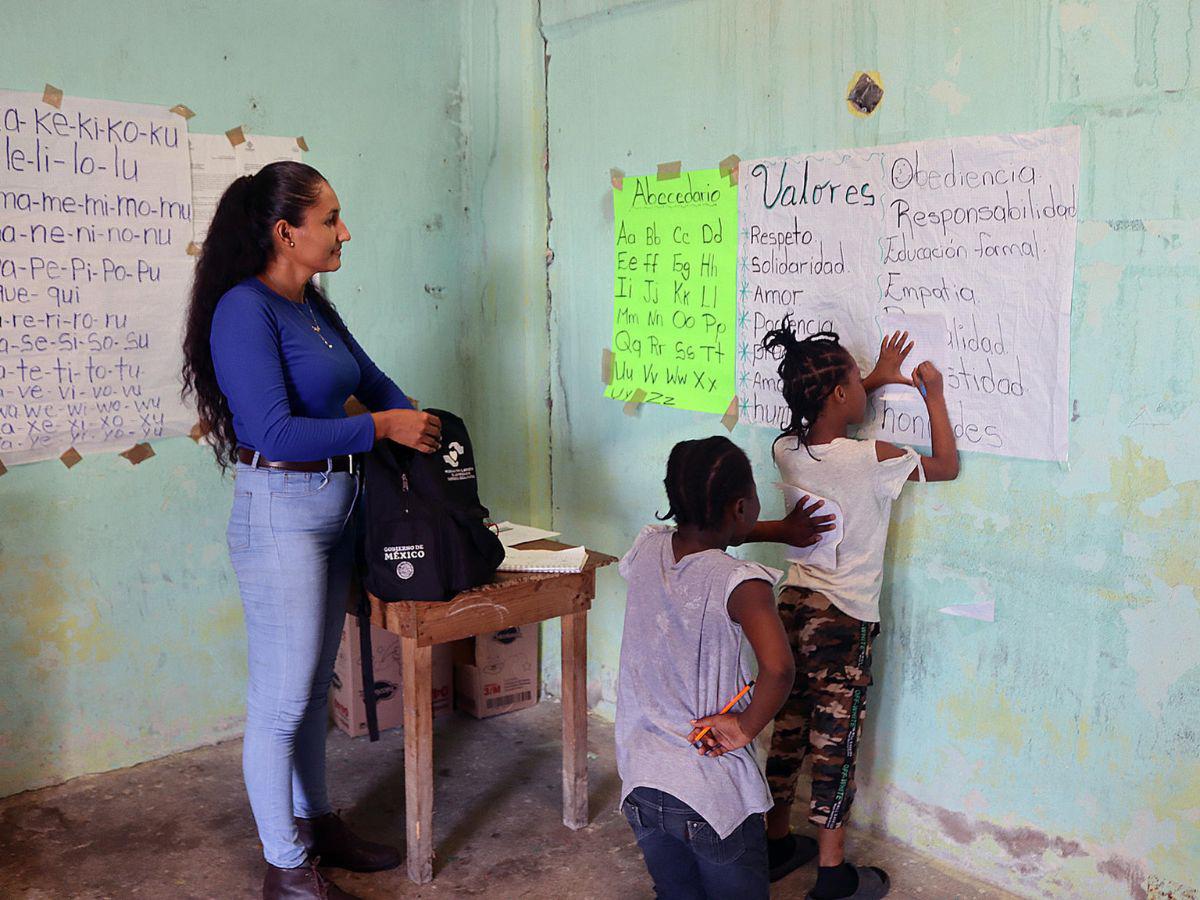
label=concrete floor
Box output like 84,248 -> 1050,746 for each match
0,702 -> 1017,899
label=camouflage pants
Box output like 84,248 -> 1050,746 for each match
766,587 -> 878,829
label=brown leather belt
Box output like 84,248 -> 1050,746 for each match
237,448 -> 355,473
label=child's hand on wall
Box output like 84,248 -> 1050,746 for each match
864,330 -> 915,391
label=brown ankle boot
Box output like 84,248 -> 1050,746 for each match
262,859 -> 361,899
295,812 -> 402,872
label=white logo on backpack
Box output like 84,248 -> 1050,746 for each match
443,441 -> 465,468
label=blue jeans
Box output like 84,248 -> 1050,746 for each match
622,787 -> 769,899
226,461 -> 359,868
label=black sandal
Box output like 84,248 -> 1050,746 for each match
805,864 -> 891,900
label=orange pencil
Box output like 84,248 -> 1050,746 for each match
691,681 -> 755,746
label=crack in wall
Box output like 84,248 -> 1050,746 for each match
538,0 -> 556,527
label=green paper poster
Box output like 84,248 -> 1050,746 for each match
606,168 -> 736,414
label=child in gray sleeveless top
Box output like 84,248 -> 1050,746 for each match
617,436 -> 835,898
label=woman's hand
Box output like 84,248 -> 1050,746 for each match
372,409 -> 441,453
863,330 -> 915,393
688,712 -> 754,757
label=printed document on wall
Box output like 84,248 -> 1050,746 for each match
188,133 -> 304,246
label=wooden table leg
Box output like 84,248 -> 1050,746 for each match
402,636 -> 434,883
561,610 -> 588,829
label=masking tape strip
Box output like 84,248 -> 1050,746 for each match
226,125 -> 246,147
296,136 -> 309,152
60,447 -> 82,468
601,348 -> 613,385
0,459 -> 8,477
120,442 -> 155,465
623,388 -> 646,416
719,153 -> 741,185
721,396 -> 739,432
656,160 -> 681,180
186,242 -> 201,257
42,83 -> 64,109
170,104 -> 196,119
610,167 -> 624,190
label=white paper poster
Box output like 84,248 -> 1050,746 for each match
0,91 -> 195,465
188,132 -> 304,246
736,127 -> 1080,461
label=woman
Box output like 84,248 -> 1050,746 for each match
182,161 -> 439,900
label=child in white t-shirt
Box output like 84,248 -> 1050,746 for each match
761,320 -> 959,900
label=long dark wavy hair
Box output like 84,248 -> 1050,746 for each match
761,315 -> 856,458
181,161 -> 352,470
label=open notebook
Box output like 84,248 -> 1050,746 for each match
498,545 -> 587,574
494,521 -> 561,548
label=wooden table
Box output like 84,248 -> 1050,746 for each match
366,541 -> 617,884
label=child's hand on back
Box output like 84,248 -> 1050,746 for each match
779,495 -> 836,547
688,712 -> 754,757
913,361 -> 944,402
870,330 -> 915,386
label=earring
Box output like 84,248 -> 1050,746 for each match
288,240 -> 295,248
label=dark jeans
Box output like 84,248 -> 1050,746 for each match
622,787 -> 769,899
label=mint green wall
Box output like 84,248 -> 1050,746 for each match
459,0 -> 553,529
4,3 -> 1197,897
0,1 -> 474,795
537,1 -> 1198,897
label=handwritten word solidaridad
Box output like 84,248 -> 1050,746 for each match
608,169 -> 736,415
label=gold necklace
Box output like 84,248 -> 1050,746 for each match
299,300 -> 334,350
260,275 -> 335,350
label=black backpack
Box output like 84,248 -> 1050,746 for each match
353,409 -> 505,741
359,408 -> 505,602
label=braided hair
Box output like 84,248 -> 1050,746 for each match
761,315 -> 856,457
657,436 -> 754,531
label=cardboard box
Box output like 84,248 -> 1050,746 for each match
453,626 -> 539,719
331,614 -> 453,738
331,614 -> 402,738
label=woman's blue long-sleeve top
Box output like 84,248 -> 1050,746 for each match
210,278 -> 412,460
